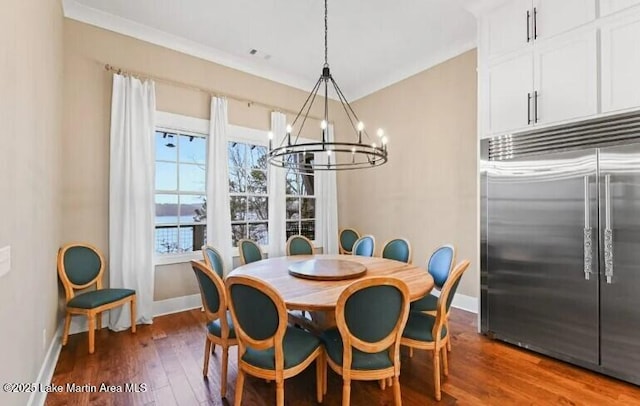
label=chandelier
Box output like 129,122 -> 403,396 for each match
267,0 -> 388,170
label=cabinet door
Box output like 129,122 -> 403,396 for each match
534,29 -> 597,125
488,52 -> 534,135
600,0 -> 640,16
601,9 -> 640,113
534,0 -> 596,40
486,0 -> 532,59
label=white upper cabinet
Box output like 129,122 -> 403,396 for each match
600,0 -> 640,16
534,0 -> 596,40
600,8 -> 640,113
534,29 -> 598,124
488,52 -> 534,134
486,0 -> 532,59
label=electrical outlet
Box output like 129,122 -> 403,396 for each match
0,246 -> 10,277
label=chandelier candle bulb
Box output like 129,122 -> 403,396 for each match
377,128 -> 384,138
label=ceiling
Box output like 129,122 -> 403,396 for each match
63,0 -> 477,101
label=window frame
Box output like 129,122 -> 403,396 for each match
285,153 -> 318,244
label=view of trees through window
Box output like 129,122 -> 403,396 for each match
286,153 -> 316,241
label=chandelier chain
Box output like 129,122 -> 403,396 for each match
324,0 -> 328,66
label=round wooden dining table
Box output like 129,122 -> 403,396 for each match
228,254 -> 434,319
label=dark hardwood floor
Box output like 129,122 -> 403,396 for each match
47,309 -> 640,405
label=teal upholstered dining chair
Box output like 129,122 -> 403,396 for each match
57,243 -> 136,354
401,260 -> 470,401
352,235 -> 375,257
286,235 -> 314,256
410,244 -> 456,352
191,260 -> 237,398
238,239 -> 263,265
381,238 -> 413,263
202,245 -> 224,278
339,228 -> 361,254
321,277 -> 410,405
226,275 -> 324,406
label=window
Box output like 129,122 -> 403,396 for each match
228,141 -> 269,246
154,129 -> 207,254
286,153 -> 316,240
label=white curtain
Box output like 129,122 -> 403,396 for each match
206,97 -> 233,273
109,74 -> 156,331
268,112 -> 287,258
316,124 -> 339,254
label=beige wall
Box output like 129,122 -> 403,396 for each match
63,20 -> 336,301
336,50 -> 479,298
0,1 -> 63,405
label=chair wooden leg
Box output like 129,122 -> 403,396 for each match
88,314 -> 96,354
130,296 -> 137,333
442,345 -> 449,377
393,375 -> 402,405
96,313 -> 102,331
379,379 -> 386,390
433,350 -> 441,401
203,337 -> 211,377
409,347 -> 414,358
323,358 -> 327,395
221,345 -> 229,398
388,377 -> 393,387
234,369 -> 245,406
276,380 -> 284,406
62,313 -> 71,346
316,356 -> 323,403
446,320 -> 451,352
342,379 -> 351,406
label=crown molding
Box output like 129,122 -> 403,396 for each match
63,0 -> 476,102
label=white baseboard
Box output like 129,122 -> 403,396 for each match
153,294 -> 202,317
27,325 -> 63,406
431,290 -> 478,314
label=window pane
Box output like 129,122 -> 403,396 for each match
156,162 -> 177,191
286,221 -> 300,239
249,222 -> 269,245
286,171 -> 299,195
156,131 -> 177,161
155,226 -> 179,254
286,197 -> 299,220
228,142 -> 246,168
229,166 -> 246,193
231,224 -> 247,247
300,173 -> 314,195
179,163 -> 205,192
179,134 -> 206,164
155,194 -> 179,225
230,196 -> 247,221
301,220 -> 315,240
248,197 -> 268,221
180,195 -> 206,224
249,145 -> 267,169
178,226 -> 195,253
247,169 -> 267,194
301,198 -> 315,219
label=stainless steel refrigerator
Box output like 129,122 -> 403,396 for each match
481,112 -> 640,385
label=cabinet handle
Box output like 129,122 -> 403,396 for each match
534,91 -> 539,123
527,92 -> 532,124
526,10 -> 531,42
533,7 -> 538,40
583,175 -> 593,280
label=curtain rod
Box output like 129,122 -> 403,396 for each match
103,63 -> 323,121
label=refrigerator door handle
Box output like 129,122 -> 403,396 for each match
604,174 -> 614,284
584,175 -> 593,280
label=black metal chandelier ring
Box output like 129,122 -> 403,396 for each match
268,141 -> 387,170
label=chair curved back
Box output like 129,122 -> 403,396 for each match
191,260 -> 227,321
238,239 -> 263,265
352,235 -> 375,257
428,244 -> 456,289
57,243 -> 105,302
336,277 -> 410,370
433,260 -> 470,337
202,245 -> 224,278
339,228 -> 360,254
286,235 -> 314,256
381,238 -> 412,263
226,275 -> 289,369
